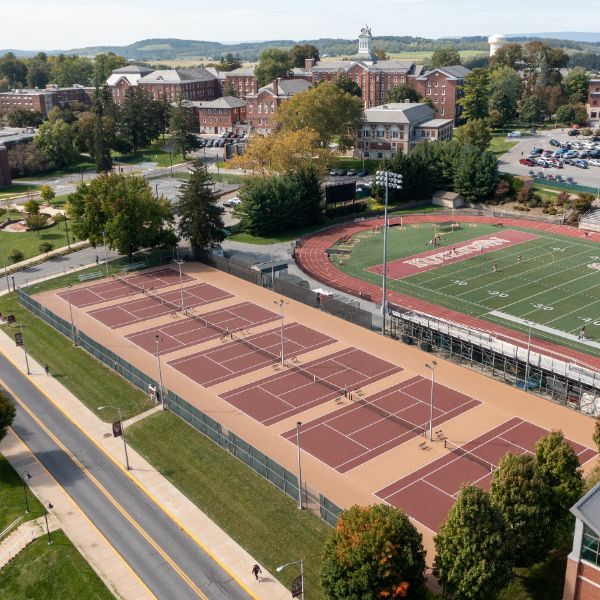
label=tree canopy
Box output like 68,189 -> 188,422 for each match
254,48 -> 293,87
385,84 -> 422,104
0,390 -> 16,444
429,46 -> 461,68
290,44 -> 320,68
335,76 -> 363,98
320,504 -> 427,600
34,118 -> 78,168
453,118 -> 491,151
459,68 -> 490,121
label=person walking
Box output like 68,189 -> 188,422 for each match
492,260 -> 497,273
95,255 -> 99,265
44,364 -> 49,376
252,564 -> 262,582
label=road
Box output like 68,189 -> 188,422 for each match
0,353 -> 252,600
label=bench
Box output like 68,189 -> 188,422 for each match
78,271 -> 104,282
121,261 -> 146,273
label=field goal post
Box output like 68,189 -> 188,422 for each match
434,220 -> 461,234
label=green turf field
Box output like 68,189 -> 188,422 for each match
334,222 -> 600,360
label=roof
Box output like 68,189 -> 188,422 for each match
106,73 -> 144,87
226,66 -> 255,77
112,65 -> 153,75
312,61 -> 354,73
363,102 -> 436,125
254,78 -> 311,98
139,68 -> 217,84
418,65 -> 471,80
204,67 -> 226,80
189,96 -> 247,109
572,481 -> 600,535
417,118 -> 454,128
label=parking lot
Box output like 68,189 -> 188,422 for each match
499,129 -> 600,189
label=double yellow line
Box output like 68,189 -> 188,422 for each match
0,353 -> 257,600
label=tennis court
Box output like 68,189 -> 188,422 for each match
376,417 -> 596,532
58,267 -> 194,308
221,347 -> 402,426
281,376 -> 480,473
88,283 -> 232,328
125,302 -> 279,354
168,323 -> 336,387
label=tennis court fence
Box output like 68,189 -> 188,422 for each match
16,287 -> 343,527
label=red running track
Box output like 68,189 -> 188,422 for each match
295,215 -> 600,370
376,416 -> 596,532
281,375 -> 480,473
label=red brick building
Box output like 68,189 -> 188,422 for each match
588,78 -> 600,128
224,67 -> 257,99
564,483 -> 600,600
246,78 -> 311,133
106,65 -> 153,105
193,96 -> 248,134
0,84 -> 92,117
414,65 -> 470,122
137,68 -> 221,102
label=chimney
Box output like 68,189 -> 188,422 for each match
304,58 -> 315,71
272,78 -> 279,96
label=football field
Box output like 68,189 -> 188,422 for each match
334,222 -> 600,359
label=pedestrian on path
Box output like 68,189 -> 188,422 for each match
44,364 -> 49,376
579,326 -> 586,341
252,564 -> 262,582
492,260 -> 497,273
95,255 -> 99,265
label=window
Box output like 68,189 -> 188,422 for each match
270,102 -> 275,112
391,129 -> 398,139
376,130 -> 384,138
363,129 -> 371,138
582,525 -> 600,567
401,76 -> 405,83
258,104 -> 261,113
377,152 -> 383,159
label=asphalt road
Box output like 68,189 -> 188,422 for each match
0,353 -> 252,600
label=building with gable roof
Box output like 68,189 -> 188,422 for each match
106,65 -> 153,105
191,96 -> 248,134
137,68 -> 221,103
224,67 -> 257,99
414,65 -> 470,123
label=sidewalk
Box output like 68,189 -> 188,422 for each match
2,240 -> 88,276
0,331 -> 290,600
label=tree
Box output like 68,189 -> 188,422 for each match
23,199 -> 41,215
26,213 -> 47,235
564,68 -> 590,104
430,46 -> 461,68
535,431 -> 584,542
488,66 -> 522,126
39,241 -> 53,254
8,249 -> 24,264
218,53 -> 242,72
320,504 -> 426,600
177,161 -> 225,254
222,80 -> 235,97
459,68 -> 490,121
335,76 -> 362,98
92,52 -> 126,86
289,44 -> 320,68
49,54 -> 93,86
39,185 -> 55,204
254,48 -> 293,87
555,104 -> 577,126
490,453 -> 553,567
453,145 -> 498,202
120,87 -> 162,151
7,109 -> 44,128
68,173 -> 176,259
26,52 -> 50,88
373,46 -> 388,61
385,84 -> 422,104
454,119 -> 491,151
433,486 -> 514,600
7,143 -> 50,177
491,43 -> 523,70
277,82 -> 364,150
91,86 -> 115,172
0,390 -> 16,444
518,95 -> 542,127
34,119 -> 78,167
0,52 -> 27,86
593,418 -> 600,455
169,99 -> 200,159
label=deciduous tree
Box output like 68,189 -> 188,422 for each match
454,118 -> 491,151
0,390 -> 16,443
169,99 -> 200,159
289,44 -> 319,68
92,53 -> 127,86
49,54 -> 93,86
429,46 -> 461,68
25,213 -> 47,235
385,84 -> 422,104
39,185 -> 55,204
7,109 -> 44,128
34,118 -> 78,167
518,95 -> 542,127
459,68 -> 490,121
335,76 -> 362,98
564,68 -> 591,104
254,48 -> 292,87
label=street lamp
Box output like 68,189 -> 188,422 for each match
21,471 -> 31,513
67,284 -> 77,346
98,405 -> 130,470
155,335 -> 165,407
374,170 -> 403,337
102,230 -> 108,276
174,259 -> 185,311
273,299 -> 288,366
524,320 -> 533,389
425,361 -> 437,442
276,559 -> 304,600
296,422 -> 303,510
19,322 -> 30,375
43,501 -> 53,545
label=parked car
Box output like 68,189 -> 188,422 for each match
206,139 -> 214,147
519,158 -> 535,166
507,131 -> 521,138
530,146 -> 543,155
574,160 -> 588,169
589,159 -> 600,167
549,139 -> 560,147
357,170 -> 368,177
346,169 -> 357,176
566,177 -> 575,184
329,169 -> 339,176
568,129 -> 581,136
223,197 -> 242,207
555,175 -> 564,182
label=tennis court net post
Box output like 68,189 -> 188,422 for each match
444,439 -> 495,473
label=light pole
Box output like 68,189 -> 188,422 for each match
99,405 -> 130,470
43,501 -> 53,545
155,335 -> 165,407
21,471 -> 31,513
273,299 -> 288,366
374,170 -> 403,337
296,421 -> 303,510
67,284 -> 77,346
2,251 -> 11,298
64,216 -> 71,249
425,361 -> 437,442
19,322 -> 30,375
276,559 -> 304,600
524,320 -> 533,389
102,230 -> 108,276
174,259 -> 185,310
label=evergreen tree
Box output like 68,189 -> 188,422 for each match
518,95 -> 542,127
169,99 -> 200,159
459,68 -> 490,121
92,85 -> 114,173
454,118 -> 491,151
177,161 -> 225,254
453,145 -> 498,202
120,87 -> 162,150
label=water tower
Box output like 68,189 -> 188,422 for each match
488,34 -> 507,57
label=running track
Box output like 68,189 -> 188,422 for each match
295,215 -> 600,370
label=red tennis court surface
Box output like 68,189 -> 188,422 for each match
282,376 -> 480,473
168,323 -> 336,387
88,283 -> 232,328
221,348 -> 402,426
58,268 -> 194,308
366,230 -> 538,279
125,302 -> 279,354
376,417 -> 596,532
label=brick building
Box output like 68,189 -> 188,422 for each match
354,102 -> 453,160
588,78 -> 600,128
193,96 -> 248,134
224,67 -> 257,98
106,65 -> 153,105
414,65 -> 470,122
137,68 -> 221,102
564,482 -> 600,599
246,78 -> 311,134
0,84 -> 92,117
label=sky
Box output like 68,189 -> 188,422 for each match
3,0 -> 600,50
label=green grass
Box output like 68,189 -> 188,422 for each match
0,184 -> 41,200
113,139 -> 189,168
0,220 -> 73,264
0,529 -> 114,600
229,222 -> 332,244
332,156 -> 379,175
13,157 -> 96,182
213,173 -> 245,184
488,134 -> 519,157
335,222 -> 600,359
0,455 -> 44,532
0,293 -> 154,421
127,411 -> 330,599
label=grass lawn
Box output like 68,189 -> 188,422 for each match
332,156 -> 379,175
228,221 -> 334,245
113,139 -> 190,168
127,411 -> 331,599
0,221 -> 74,264
488,135 -> 519,157
0,184 -> 41,200
334,222 -> 600,359
13,157 -> 96,182
0,529 -> 114,600
0,293 -> 154,421
0,455 -> 44,532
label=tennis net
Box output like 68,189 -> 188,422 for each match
115,273 -> 147,296
115,273 -> 181,313
351,396 -> 426,437
444,439 -> 496,473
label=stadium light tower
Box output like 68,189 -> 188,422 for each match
375,170 -> 403,336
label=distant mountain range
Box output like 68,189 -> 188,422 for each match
2,32 -> 600,62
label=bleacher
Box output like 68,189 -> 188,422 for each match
580,207 -> 600,233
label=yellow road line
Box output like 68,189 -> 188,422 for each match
0,350 -> 257,599
8,427 -> 158,600
1,376 -> 209,600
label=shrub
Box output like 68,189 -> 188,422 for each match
516,185 -> 534,204
556,191 -> 570,206
325,202 -> 367,218
39,241 -> 53,254
8,249 -> 24,263
581,128 -> 592,137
